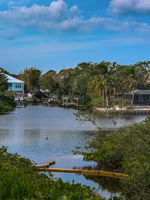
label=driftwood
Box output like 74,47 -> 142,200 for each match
36,168 -> 128,179
35,161 -> 56,168
35,161 -> 128,178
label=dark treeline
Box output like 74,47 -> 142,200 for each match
0,70 -> 15,113
7,60 -> 150,109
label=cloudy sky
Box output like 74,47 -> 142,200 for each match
0,0 -> 150,73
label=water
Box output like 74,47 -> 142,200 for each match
0,105 -> 147,198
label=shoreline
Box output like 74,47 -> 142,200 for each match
95,106 -> 150,115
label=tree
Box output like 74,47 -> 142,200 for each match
87,62 -> 119,108
55,68 -> 76,96
79,117 -> 150,200
19,67 -> 41,93
0,67 -> 9,74
40,70 -> 59,94
0,74 -> 8,92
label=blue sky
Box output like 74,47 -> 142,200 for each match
0,0 -> 150,73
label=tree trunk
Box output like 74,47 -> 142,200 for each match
105,86 -> 109,108
131,93 -> 135,105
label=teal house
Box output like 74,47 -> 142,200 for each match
5,74 -> 24,97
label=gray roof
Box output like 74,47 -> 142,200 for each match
130,90 -> 150,95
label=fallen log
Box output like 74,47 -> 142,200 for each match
36,168 -> 128,179
35,161 -> 56,168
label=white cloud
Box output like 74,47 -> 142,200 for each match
109,0 -> 150,15
0,0 -> 82,32
0,0 -> 132,33
0,0 -> 149,39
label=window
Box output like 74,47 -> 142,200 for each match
16,83 -> 22,88
8,83 -> 12,89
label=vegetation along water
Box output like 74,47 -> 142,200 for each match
0,73 -> 15,113
0,61 -> 150,199
0,105 -> 148,200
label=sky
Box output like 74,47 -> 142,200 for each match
0,0 -> 150,73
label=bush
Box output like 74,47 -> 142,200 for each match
79,117 -> 150,200
0,147 -> 104,200
0,91 -> 15,113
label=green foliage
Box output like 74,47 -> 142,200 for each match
19,67 -> 41,93
79,117 -> 150,200
0,73 -> 8,92
0,101 -> 14,113
14,61 -> 150,108
0,73 -> 15,113
0,147 -> 104,200
0,93 -> 15,113
108,197 -> 124,200
34,91 -> 46,99
40,70 -> 59,95
110,98 -> 128,108
43,61 -> 150,109
0,67 -> 9,74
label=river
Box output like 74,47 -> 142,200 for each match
0,105 -> 147,198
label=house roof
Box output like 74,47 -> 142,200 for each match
39,89 -> 49,93
5,74 -> 24,84
130,90 -> 150,95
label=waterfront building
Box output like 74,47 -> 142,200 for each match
125,90 -> 150,105
5,74 -> 24,97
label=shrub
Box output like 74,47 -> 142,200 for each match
79,117 -> 150,200
0,91 -> 15,113
0,147 -> 104,200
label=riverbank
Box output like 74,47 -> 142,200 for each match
0,146 -> 104,200
0,102 -> 15,114
96,106 -> 150,115
0,98 -> 15,114
0,105 -> 147,199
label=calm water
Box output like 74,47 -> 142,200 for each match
0,105 -> 147,198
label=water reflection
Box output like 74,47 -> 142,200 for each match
85,175 -> 122,195
0,105 -> 147,198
